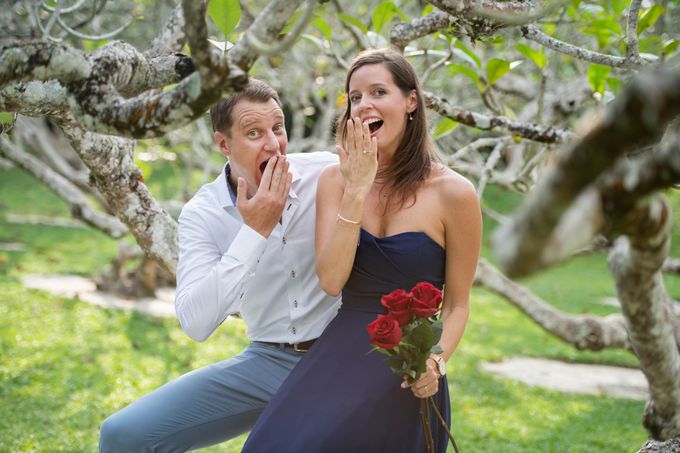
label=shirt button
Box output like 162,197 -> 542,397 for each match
282,237 -> 287,245
292,327 -> 296,334
294,300 -> 298,308
291,270 -> 296,278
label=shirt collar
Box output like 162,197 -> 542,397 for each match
224,164 -> 238,205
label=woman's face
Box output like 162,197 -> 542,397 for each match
347,63 -> 416,158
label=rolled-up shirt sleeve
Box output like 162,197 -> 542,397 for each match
175,206 -> 267,342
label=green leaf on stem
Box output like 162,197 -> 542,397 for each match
373,1 -> 396,35
433,118 -> 458,140
515,43 -> 547,70
446,62 -> 479,84
587,64 -> 610,95
663,39 -> 679,55
314,16 -> 331,41
207,0 -> 241,37
0,112 -> 14,124
454,40 -> 482,68
637,5 -> 664,35
338,13 -> 368,33
486,58 -> 511,85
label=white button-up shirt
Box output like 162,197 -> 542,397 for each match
175,151 -> 341,343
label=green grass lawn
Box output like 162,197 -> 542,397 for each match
2,167 -> 677,452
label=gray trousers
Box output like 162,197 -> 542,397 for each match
99,342 -> 302,452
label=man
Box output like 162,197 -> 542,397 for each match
99,80 -> 340,451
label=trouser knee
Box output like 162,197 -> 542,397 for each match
99,412 -> 145,452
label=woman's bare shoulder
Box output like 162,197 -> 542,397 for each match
429,164 -> 477,203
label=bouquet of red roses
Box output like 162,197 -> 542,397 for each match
366,281 -> 459,453
366,281 -> 444,383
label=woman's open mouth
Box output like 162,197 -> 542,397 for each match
366,118 -> 383,135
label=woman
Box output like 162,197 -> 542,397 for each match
242,48 -> 481,452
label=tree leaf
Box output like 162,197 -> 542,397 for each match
515,43 -> 547,69
587,63 -> 610,95
314,16 -> 331,41
610,0 -> 627,15
606,77 -> 623,95
454,40 -> 482,68
663,39 -> 679,55
432,117 -> 458,140
301,34 -> 325,49
422,4 -> 433,16
486,58 -> 511,85
372,1 -> 396,35
207,0 -> 241,37
446,62 -> 479,84
0,112 -> 13,125
637,4 -> 664,35
393,4 -> 408,23
338,13 -> 368,34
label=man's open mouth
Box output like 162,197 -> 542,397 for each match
259,161 -> 268,175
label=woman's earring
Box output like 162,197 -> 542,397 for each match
408,113 -> 413,121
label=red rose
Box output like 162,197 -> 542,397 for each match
380,289 -> 412,326
366,314 -> 403,349
411,282 -> 442,318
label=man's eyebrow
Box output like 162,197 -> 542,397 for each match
238,112 -> 284,129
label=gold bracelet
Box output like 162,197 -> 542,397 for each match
336,213 -> 361,226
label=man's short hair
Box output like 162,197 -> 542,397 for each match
209,79 -> 282,134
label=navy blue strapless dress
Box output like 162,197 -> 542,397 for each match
242,229 -> 450,453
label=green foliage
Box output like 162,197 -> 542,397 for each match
486,58 -> 511,85
637,5 -> 664,35
0,112 -> 14,124
207,0 -> 241,37
663,39 -> 679,55
587,64 -> 611,95
454,40 -> 482,69
432,117 -> 458,140
515,44 -> 547,70
314,16 -> 332,41
338,13 -> 368,34
372,1 -> 397,35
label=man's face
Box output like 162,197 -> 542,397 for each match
214,98 -> 288,198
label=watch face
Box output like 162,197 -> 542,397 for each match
437,360 -> 446,376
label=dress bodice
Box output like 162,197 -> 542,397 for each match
341,228 -> 446,313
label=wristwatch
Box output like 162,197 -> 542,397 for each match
430,354 -> 446,377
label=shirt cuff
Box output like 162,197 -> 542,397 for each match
224,224 -> 267,271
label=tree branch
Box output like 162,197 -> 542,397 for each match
0,135 -> 127,237
0,40 -> 90,88
626,0 -> 643,64
494,67 -> 680,277
608,197 -> 680,440
475,258 -> 632,350
54,115 -> 178,275
522,24 -> 644,69
144,4 -> 187,59
425,91 -> 573,143
426,0 -> 535,39
229,0 -> 306,69
391,12 -> 461,50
